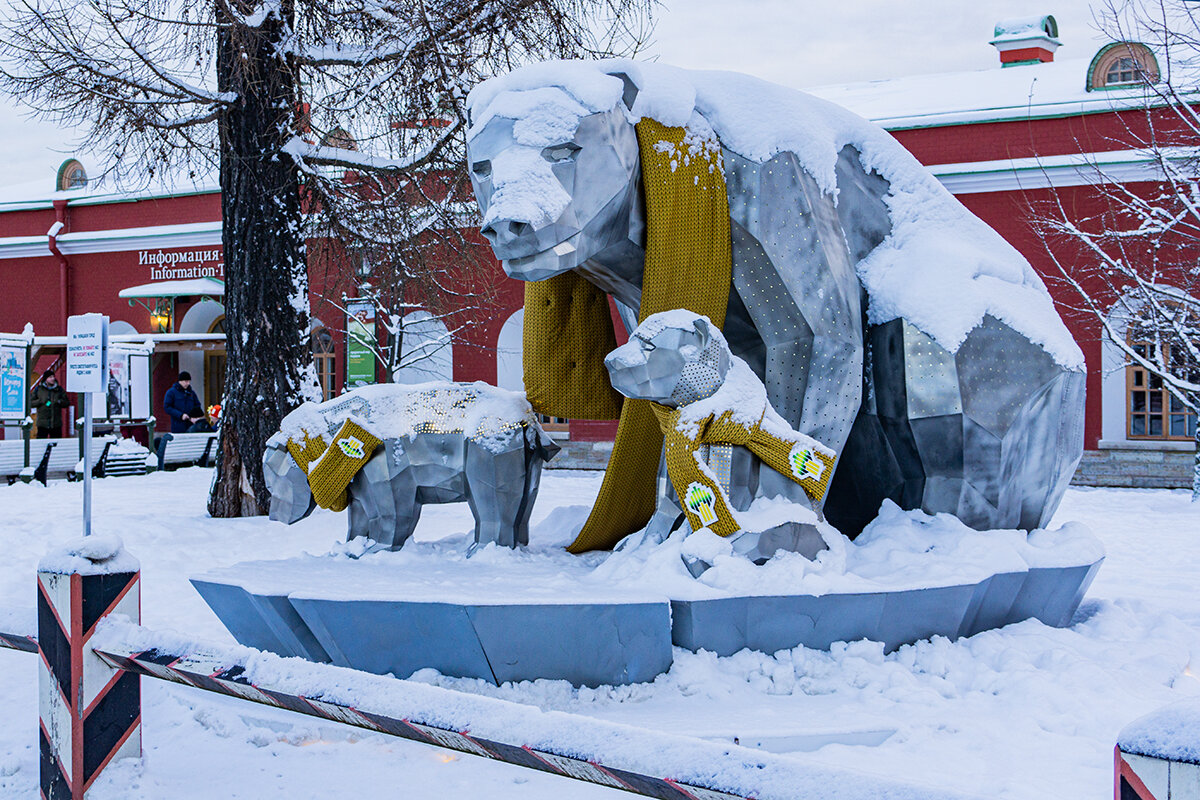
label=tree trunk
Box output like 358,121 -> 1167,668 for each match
1193,408 -> 1199,502
208,0 -> 312,517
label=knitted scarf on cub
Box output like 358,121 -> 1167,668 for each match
521,118 -> 733,553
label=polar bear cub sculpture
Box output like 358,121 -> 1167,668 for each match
605,310 -> 836,569
263,383 -> 559,552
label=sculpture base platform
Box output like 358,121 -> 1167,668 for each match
193,552 -> 1101,687
192,558 -> 672,687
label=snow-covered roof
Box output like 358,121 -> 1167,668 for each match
118,277 -> 225,299
990,15 -> 1060,44
805,52 -> 1178,130
0,173 -> 217,211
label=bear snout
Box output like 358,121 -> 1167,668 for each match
604,343 -> 646,373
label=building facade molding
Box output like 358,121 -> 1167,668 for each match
0,221 -> 222,260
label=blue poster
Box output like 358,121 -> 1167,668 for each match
0,344 -> 26,420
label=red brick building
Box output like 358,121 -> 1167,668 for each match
0,16 -> 1193,483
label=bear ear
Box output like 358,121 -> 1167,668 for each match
691,315 -> 712,348
607,71 -> 639,112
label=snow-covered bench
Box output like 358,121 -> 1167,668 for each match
153,432 -> 218,471
97,439 -> 154,478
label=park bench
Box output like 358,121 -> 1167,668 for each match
153,431 -> 219,471
0,439 -> 28,485
0,437 -> 110,484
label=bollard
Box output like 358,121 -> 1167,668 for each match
1116,698 -> 1200,800
37,535 -> 141,799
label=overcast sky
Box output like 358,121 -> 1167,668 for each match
0,0 -> 1109,190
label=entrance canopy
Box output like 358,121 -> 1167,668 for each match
118,277 -> 224,299
30,332 -> 225,356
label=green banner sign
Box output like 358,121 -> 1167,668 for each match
345,301 -> 376,388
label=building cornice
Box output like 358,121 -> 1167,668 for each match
928,148 -> 1176,194
0,151 -> 1184,258
0,220 -> 222,260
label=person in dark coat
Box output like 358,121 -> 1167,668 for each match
30,370 -> 68,438
164,371 -> 205,433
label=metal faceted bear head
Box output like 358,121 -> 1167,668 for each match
466,73 -> 642,282
604,310 -> 730,407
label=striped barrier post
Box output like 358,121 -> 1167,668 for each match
1115,700 -> 1200,800
37,538 -> 141,799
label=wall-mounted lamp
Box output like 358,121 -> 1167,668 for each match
150,298 -> 173,333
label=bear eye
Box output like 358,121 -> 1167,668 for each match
633,334 -> 656,352
471,160 -> 492,179
542,143 -> 581,163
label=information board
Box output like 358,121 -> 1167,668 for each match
129,353 -> 151,419
345,300 -> 376,388
0,342 -> 27,420
92,347 -> 151,420
66,314 -> 109,394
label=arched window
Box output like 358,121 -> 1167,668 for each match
1126,311 -> 1198,440
1088,42 -> 1160,90
205,316 -> 226,409
312,328 -> 337,401
56,159 -> 87,191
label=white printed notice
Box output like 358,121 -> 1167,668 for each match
66,314 -> 109,394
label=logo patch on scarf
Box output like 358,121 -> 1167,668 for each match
789,445 -> 825,483
337,436 -> 366,460
685,482 -> 718,526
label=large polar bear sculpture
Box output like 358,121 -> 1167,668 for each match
466,61 -> 1086,550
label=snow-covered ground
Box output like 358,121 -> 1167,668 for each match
0,468 -> 1196,798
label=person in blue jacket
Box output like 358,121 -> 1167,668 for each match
163,371 -> 205,433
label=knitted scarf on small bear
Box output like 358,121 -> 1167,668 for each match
650,404 -> 837,538
286,419 -> 381,512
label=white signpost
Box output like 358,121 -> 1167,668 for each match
66,313 -> 109,536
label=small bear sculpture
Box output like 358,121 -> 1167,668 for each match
263,383 -> 559,552
604,309 -> 838,571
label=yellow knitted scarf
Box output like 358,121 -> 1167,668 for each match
521,118 -> 733,553
286,419 -> 382,512
650,404 -> 836,537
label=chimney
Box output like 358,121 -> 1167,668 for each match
991,15 -> 1061,67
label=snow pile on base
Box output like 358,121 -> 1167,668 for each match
596,501 -> 1103,600
279,382 -> 537,453
1119,697 -> 1200,764
38,533 -> 140,576
206,502 -> 1103,604
467,61 -> 1084,369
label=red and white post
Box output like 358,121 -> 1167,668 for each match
38,539 -> 141,799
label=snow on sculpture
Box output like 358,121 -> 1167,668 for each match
465,60 -> 1087,550
605,310 -> 837,571
262,383 -> 559,550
